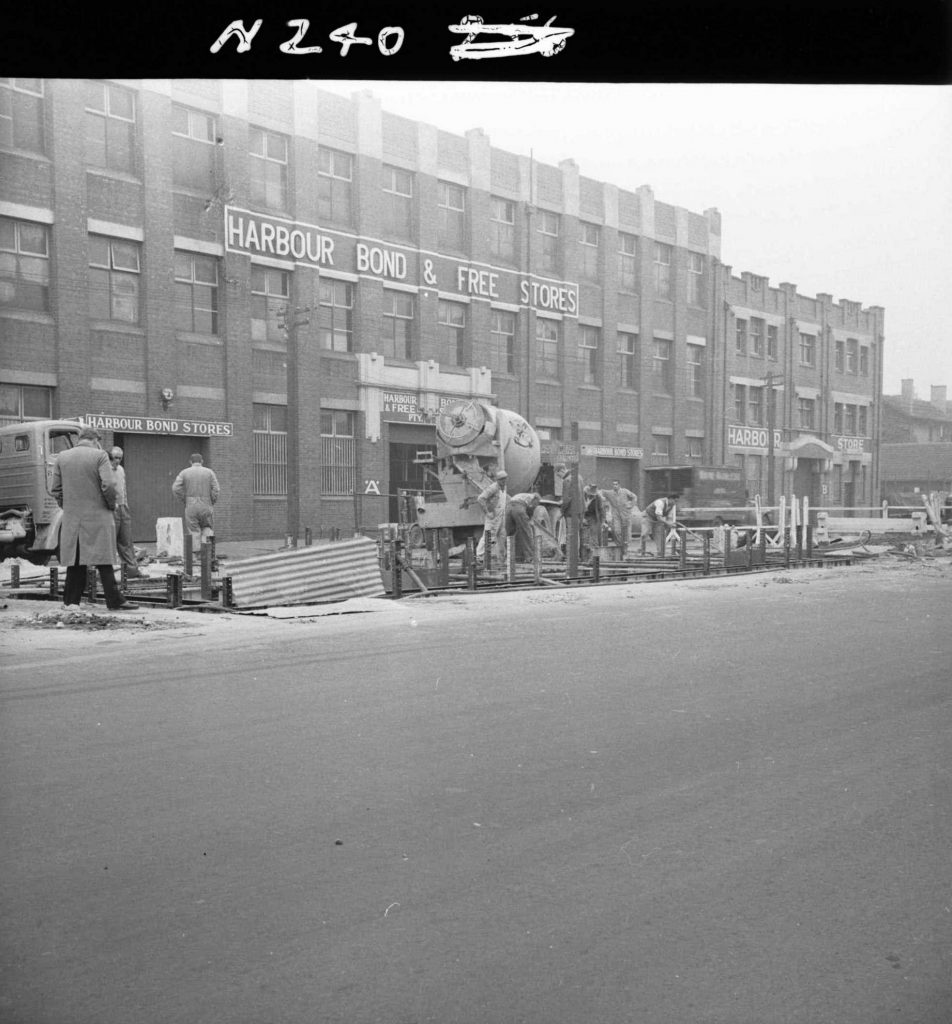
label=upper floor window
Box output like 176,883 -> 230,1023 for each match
250,265 -> 290,344
618,232 -> 638,293
686,436 -> 704,460
438,181 -> 466,251
318,278 -> 354,353
652,434 -> 672,460
174,251 -> 219,335
489,309 -> 516,374
799,332 -> 816,367
382,289 -> 413,360
652,337 -> 672,392
833,402 -> 844,434
382,165 -> 413,239
0,217 -> 50,312
320,409 -> 356,496
654,242 -> 672,299
579,222 -> 600,280
735,318 -> 747,355
0,383 -> 52,426
578,325 -> 600,385
750,317 -> 764,357
249,127 -> 288,210
0,79 -> 45,153
767,324 -> 778,361
687,343 -> 704,398
438,299 -> 466,366
844,404 -> 857,435
687,252 -> 704,305
172,104 -> 217,191
490,197 -> 515,262
835,339 -> 845,372
846,338 -> 858,374
537,210 -> 560,274
88,236 -> 140,324
858,405 -> 868,435
85,81 -> 136,174
618,332 -> 638,390
734,383 -> 746,422
747,385 -> 763,426
798,396 -> 816,430
859,345 -> 870,375
318,147 -> 353,225
535,316 -> 560,378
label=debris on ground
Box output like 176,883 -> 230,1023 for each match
9,608 -> 170,631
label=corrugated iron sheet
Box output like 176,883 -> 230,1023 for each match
224,537 -> 385,608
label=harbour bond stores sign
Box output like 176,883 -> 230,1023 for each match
82,415 -> 234,436
225,207 -> 579,316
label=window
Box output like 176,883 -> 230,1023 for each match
438,299 -> 466,366
844,404 -> 857,435
489,309 -> 515,374
734,383 -> 746,422
252,403 -> 287,495
652,338 -> 672,392
687,252 -> 704,305
84,80 -> 135,174
0,78 -> 44,153
834,403 -> 844,434
317,147 -> 353,224
320,409 -> 356,495
654,242 -> 672,299
88,236 -> 140,323
858,405 -> 868,435
251,266 -> 290,344
835,339 -> 845,372
382,165 -> 413,239
798,396 -> 816,429
750,318 -> 764,356
579,222 -> 599,280
686,436 -> 704,460
0,383 -> 52,426
536,317 -> 560,378
172,104 -> 217,190
735,318 -> 747,355
318,278 -> 354,352
767,324 -> 778,361
799,332 -> 816,367
747,386 -> 763,426
249,126 -> 288,210
846,338 -> 858,374
860,345 -> 870,375
745,453 -> 762,496
174,251 -> 219,334
438,181 -> 466,251
490,197 -> 515,261
687,343 -> 704,398
652,434 -> 671,460
0,217 -> 50,311
618,332 -> 638,389
618,233 -> 638,293
382,290 -> 413,359
578,325 -> 600,385
537,211 -> 560,274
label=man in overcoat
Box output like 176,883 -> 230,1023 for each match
51,426 -> 139,611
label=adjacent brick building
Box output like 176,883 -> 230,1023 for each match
879,381 -> 952,503
1,78 -> 885,540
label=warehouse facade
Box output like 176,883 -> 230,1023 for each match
0,78 -> 884,540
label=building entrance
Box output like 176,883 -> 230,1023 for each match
387,425 -> 437,523
116,434 -> 206,542
792,459 -> 822,508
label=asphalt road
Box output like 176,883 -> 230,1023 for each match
1,566 -> 950,1024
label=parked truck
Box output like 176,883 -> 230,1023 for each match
643,465 -> 749,526
0,418 -> 82,564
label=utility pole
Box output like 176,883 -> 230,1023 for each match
762,372 -> 784,507
278,304 -> 311,545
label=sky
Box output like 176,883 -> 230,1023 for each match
318,80 -> 951,399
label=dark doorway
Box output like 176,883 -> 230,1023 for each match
388,440 -> 437,523
117,435 -> 206,542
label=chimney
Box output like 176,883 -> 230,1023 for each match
931,385 -> 948,414
901,379 -> 915,411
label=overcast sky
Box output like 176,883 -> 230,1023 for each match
318,80 -> 951,399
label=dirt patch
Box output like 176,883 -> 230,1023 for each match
6,607 -> 185,631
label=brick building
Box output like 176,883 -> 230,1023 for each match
1,79 -> 885,540
879,381 -> 952,503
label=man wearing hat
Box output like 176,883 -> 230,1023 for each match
473,467 -> 508,565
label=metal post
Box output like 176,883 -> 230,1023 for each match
805,524 -> 814,560
795,524 -> 804,564
86,567 -> 97,603
783,528 -> 791,569
678,528 -> 688,570
49,566 -> 58,598
220,576 -> 233,608
390,540 -> 403,599
483,528 -> 492,574
702,532 -> 711,575
465,536 -> 477,591
507,533 -> 516,583
438,529 -> 450,588
183,532 -> 193,578
592,553 -> 600,583
10,564 -> 19,589
200,544 -> 213,601
304,527 -> 312,546
166,573 -> 182,609
533,532 -> 542,586
567,465 -> 580,579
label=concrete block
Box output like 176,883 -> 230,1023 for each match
156,517 -> 184,558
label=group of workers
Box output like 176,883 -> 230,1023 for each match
465,462 -> 680,566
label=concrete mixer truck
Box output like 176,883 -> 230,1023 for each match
380,399 -> 542,588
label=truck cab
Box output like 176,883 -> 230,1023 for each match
0,419 -> 82,563
643,465 -> 749,526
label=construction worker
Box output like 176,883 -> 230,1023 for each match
505,490 -> 541,562
645,494 -> 679,555
471,468 -> 508,565
603,480 -> 638,557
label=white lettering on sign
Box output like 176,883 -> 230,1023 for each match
364,480 -> 381,495
356,243 -> 407,280
83,415 -> 234,437
728,425 -> 783,449
457,265 -> 499,299
519,278 -> 579,314
835,435 -> 866,453
225,209 -> 335,267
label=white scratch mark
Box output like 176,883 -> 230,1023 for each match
384,902 -> 400,917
